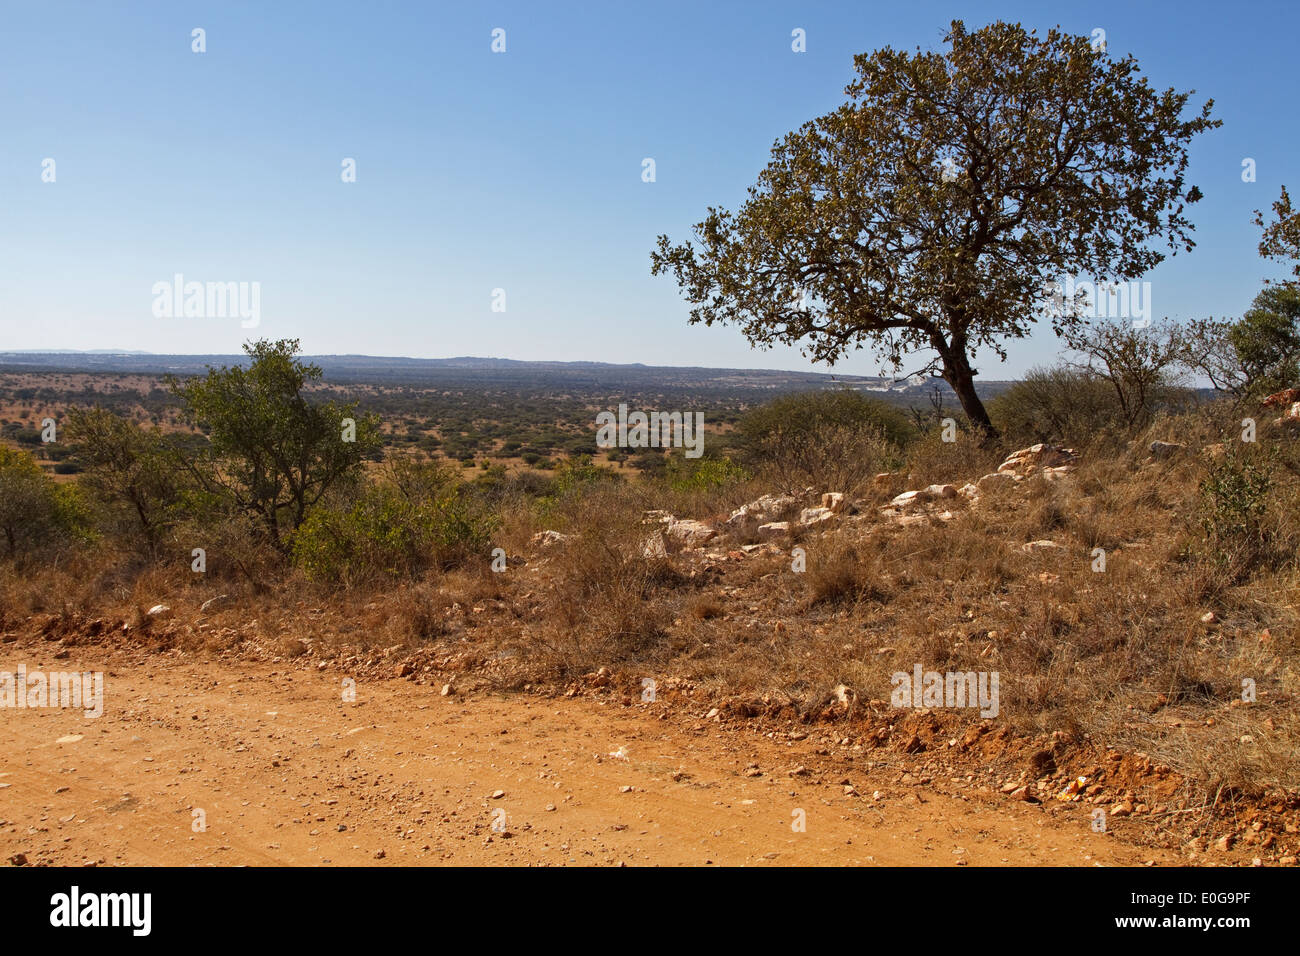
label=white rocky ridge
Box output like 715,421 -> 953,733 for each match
530,442 -> 1083,553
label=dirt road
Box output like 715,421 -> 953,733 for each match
1,644 -> 1176,866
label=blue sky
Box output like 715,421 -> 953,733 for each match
2,0 -> 1296,378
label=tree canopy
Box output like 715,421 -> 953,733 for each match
1256,186 -> 1300,285
651,19 -> 1218,437
168,339 -> 381,548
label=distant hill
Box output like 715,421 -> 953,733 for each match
0,351 -> 1014,404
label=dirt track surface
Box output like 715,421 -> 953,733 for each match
1,646 -> 1178,866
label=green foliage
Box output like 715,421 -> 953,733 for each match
168,339 -> 382,546
1198,449 -> 1274,574
1256,185 -> 1300,285
66,406 -> 187,549
551,455 -> 620,496
50,483 -> 97,548
663,454 -> 750,492
1189,286 -> 1300,399
0,447 -> 87,558
652,19 -> 1218,434
1233,287 -> 1300,397
292,461 -> 491,584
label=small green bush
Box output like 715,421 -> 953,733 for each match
1197,449 -> 1274,576
292,462 -> 491,584
663,454 -> 750,492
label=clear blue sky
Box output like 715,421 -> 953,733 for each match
2,0 -> 1296,378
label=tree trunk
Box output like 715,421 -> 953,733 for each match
938,347 -> 998,442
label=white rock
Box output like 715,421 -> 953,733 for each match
1021,540 -> 1061,553
531,530 -> 571,547
724,493 -> 797,526
889,489 -> 933,509
799,507 -> 836,527
977,472 -> 1015,492
998,443 -> 1077,476
664,518 -> 717,549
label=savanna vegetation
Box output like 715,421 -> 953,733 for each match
4,19 -> 1300,853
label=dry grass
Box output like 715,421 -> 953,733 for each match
4,411 -> 1298,806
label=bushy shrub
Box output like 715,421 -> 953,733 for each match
738,390 -> 910,493
292,461 -> 491,584
1197,448 -> 1275,576
65,406 -> 189,552
663,454 -> 749,492
550,455 -> 621,497
0,448 -> 91,559
989,366 -> 1127,447
903,427 -> 1005,486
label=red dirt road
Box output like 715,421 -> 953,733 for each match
1,645 -> 1177,866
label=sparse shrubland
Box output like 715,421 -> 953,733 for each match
3,324 -> 1300,856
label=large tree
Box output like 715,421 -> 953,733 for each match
651,20 -> 1217,437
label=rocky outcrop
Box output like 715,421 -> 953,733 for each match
878,484 -> 959,525
799,507 -> 836,527
976,472 -> 1016,493
1262,387 -> 1300,408
1263,387 -> 1300,425
997,443 -> 1078,478
821,492 -> 848,513
664,518 -> 717,549
531,530 -> 571,548
888,484 -> 956,511
723,493 -> 798,527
